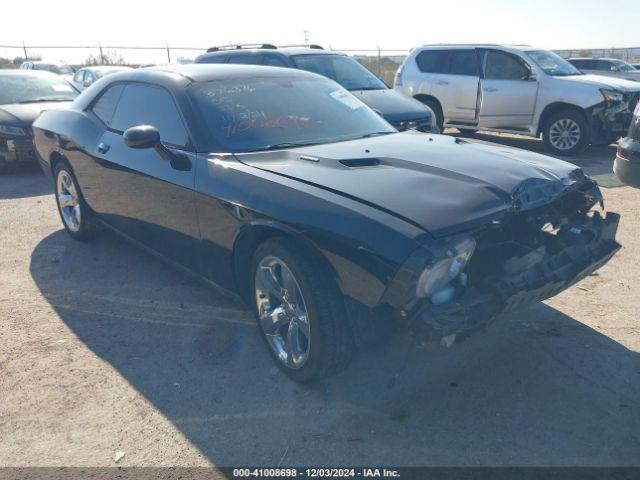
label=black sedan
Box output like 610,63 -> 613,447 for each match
33,65 -> 621,382
0,70 -> 78,173
615,103 -> 640,187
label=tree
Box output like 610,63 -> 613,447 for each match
84,49 -> 126,66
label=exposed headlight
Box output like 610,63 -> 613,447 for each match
416,237 -> 476,298
600,89 -> 624,104
0,124 -> 27,136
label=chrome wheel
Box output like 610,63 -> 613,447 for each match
56,170 -> 81,233
548,118 -> 582,151
255,255 -> 311,369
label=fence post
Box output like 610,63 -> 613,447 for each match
98,42 -> 104,65
166,42 -> 171,63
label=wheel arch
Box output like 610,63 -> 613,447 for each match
231,220 -> 340,303
537,102 -> 588,136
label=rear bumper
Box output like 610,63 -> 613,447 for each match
614,139 -> 640,188
414,212 -> 621,340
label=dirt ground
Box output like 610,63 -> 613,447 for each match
1,134 -> 639,467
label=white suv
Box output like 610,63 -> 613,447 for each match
395,44 -> 640,155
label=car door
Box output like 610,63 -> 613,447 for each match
477,49 -> 538,129
90,82 -> 202,273
416,49 -> 480,123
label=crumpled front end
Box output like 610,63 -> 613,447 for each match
385,178 -> 621,343
590,92 -> 640,144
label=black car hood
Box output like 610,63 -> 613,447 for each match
350,88 -> 431,123
0,101 -> 72,126
236,132 -> 585,238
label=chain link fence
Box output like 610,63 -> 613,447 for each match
1,44 -> 638,86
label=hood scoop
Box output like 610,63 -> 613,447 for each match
339,158 -> 381,168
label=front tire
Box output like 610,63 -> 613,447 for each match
251,238 -> 353,382
543,110 -> 588,156
53,162 -> 93,241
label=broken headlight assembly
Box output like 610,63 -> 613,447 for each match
416,237 -> 476,300
0,124 -> 27,137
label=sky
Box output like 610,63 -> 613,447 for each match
2,0 -> 639,63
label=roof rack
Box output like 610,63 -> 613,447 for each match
279,44 -> 324,50
206,43 -> 277,53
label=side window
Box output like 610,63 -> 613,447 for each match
448,50 -> 479,76
415,50 -> 448,73
74,70 -> 85,83
227,54 -> 263,65
91,84 -> 125,127
263,55 -> 288,67
199,55 -> 228,64
483,51 -> 530,80
85,71 -> 95,85
597,60 -> 612,71
110,84 -> 189,148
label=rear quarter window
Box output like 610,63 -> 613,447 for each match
415,50 -> 448,73
198,55 -> 228,64
91,84 -> 125,127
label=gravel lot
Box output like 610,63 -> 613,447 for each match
1,134 -> 639,467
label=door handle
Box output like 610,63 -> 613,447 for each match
483,87 -> 498,92
437,81 -> 449,85
97,142 -> 110,154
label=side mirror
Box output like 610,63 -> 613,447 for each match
123,125 -> 160,149
123,124 -> 192,171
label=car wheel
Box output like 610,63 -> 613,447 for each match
251,238 -> 353,382
543,110 -> 588,156
54,162 -> 93,241
419,98 -> 444,131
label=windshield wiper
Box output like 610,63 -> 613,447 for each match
359,131 -> 395,138
258,140 -> 323,151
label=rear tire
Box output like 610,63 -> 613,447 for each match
418,98 -> 444,131
250,238 -> 353,382
53,162 -> 94,241
542,109 -> 588,156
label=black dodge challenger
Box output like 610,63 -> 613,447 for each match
33,65 -> 621,382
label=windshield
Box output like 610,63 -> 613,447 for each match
0,74 -> 78,105
33,63 -> 74,75
189,76 -> 395,153
526,50 -> 583,76
612,60 -> 636,72
291,54 -> 387,91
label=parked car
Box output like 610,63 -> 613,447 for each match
395,44 -> 640,155
614,102 -> 640,187
33,65 -> 620,382
196,44 -> 438,133
568,58 -> 640,82
0,70 -> 78,172
71,66 -> 132,91
20,61 -> 75,82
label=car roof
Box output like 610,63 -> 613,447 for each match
81,65 -> 132,72
142,63 -> 322,82
29,60 -> 70,66
569,57 -> 628,62
419,43 -> 533,49
0,69 -> 60,77
199,46 -> 344,58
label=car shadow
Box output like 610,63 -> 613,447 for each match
448,130 -> 618,178
30,229 -> 640,466
0,166 -> 52,199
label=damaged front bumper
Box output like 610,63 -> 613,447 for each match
412,211 -> 620,341
0,134 -> 38,169
590,93 -> 640,144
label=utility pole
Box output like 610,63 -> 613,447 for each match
22,41 -> 28,61
304,30 -> 309,46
